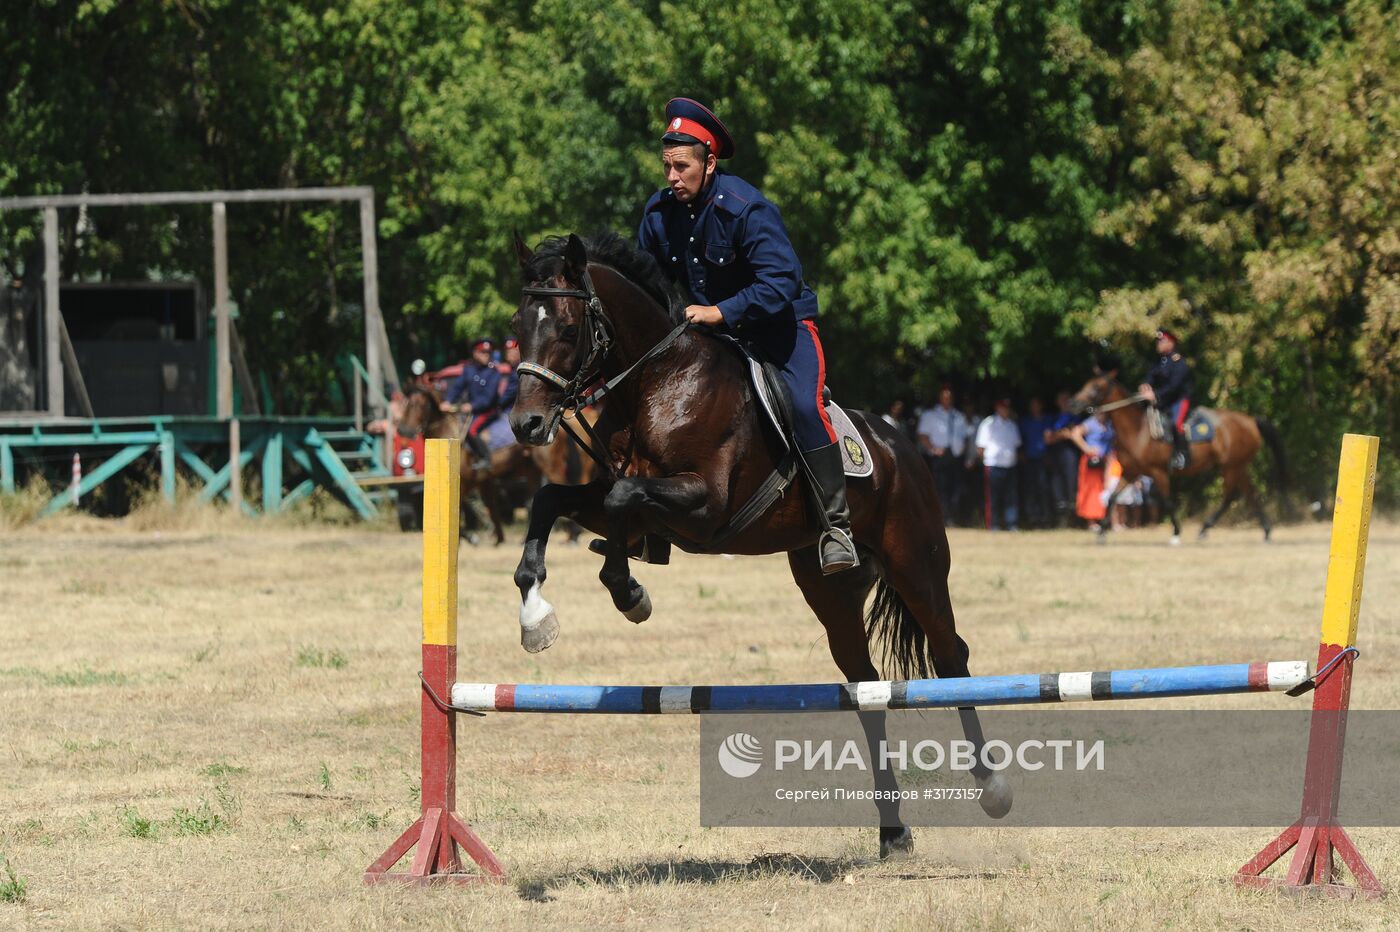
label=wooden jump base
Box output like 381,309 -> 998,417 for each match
366,434 -> 1384,900
450,662 -> 1311,714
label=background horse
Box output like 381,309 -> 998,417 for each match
1069,374 -> 1287,542
507,232 -> 1010,860
397,383 -> 599,544
397,383 -> 537,545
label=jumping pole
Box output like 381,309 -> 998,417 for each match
1235,432 -> 1384,900
364,439 -> 505,885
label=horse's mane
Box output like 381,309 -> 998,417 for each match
525,232 -> 683,324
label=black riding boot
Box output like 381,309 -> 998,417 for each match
465,433 -> 492,475
804,442 -> 859,574
1170,429 -> 1190,472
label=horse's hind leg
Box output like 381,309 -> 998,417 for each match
1199,472 -> 1241,541
788,548 -> 913,860
1238,469 -> 1272,542
877,517 -> 1013,819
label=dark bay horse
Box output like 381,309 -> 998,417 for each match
1069,375 -> 1287,542
507,232 -> 1010,859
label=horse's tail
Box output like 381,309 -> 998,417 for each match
865,578 -> 935,681
1255,416 -> 1289,493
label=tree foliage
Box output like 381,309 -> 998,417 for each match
1,0 -> 1394,499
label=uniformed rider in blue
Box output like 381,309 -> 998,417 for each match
444,338 -> 503,473
1138,328 -> 1193,471
638,98 -> 857,574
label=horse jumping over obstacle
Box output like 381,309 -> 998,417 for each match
1069,374 -> 1288,543
366,435 -> 1382,902
502,232 -> 1011,856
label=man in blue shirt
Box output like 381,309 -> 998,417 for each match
637,98 -> 855,574
444,338 -> 502,471
1017,396 -> 1055,527
1045,390 -> 1082,526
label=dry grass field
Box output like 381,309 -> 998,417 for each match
2,504 -> 1398,930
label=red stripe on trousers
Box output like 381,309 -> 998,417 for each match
802,321 -> 837,444
469,413 -> 491,436
1175,399 -> 1190,431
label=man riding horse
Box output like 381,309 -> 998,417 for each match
443,338 -> 503,474
1138,328 -> 1193,471
636,97 -> 857,574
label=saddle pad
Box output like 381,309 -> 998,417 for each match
743,355 -> 873,478
1184,408 -> 1218,444
1154,407 -> 1218,444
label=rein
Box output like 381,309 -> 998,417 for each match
518,267 -> 688,477
1086,392 -> 1149,415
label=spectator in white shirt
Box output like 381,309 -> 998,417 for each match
975,397 -> 1022,530
917,387 -> 968,524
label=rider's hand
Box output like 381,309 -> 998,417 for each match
1138,384 -> 1155,402
684,304 -> 724,326
438,401 -> 455,413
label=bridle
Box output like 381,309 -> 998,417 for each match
516,264 -> 688,476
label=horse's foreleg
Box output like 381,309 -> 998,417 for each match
1153,472 -> 1182,544
514,481 -> 607,653
599,475 -> 707,622
1096,482 -> 1126,543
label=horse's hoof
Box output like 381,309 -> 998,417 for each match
520,610 -> 559,653
624,587 -> 652,624
519,582 -> 559,653
1197,529 -> 1209,541
1169,535 -> 1182,547
879,825 -> 914,860
1094,534 -> 1108,547
976,772 -> 1013,819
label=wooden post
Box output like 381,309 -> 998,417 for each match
229,417 -> 242,515
365,439 -> 505,885
43,207 -> 62,417
213,202 -> 232,419
1236,433 -> 1382,899
359,194 -> 385,417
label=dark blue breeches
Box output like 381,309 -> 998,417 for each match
746,320 -> 837,452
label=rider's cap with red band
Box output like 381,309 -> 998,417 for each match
472,338 -> 494,351
503,337 -> 519,349
1155,328 -> 1178,343
661,97 -> 735,160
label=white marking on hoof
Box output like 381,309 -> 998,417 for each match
519,582 -> 559,653
1169,535 -> 1182,547
976,772 -> 1013,819
623,587 -> 652,624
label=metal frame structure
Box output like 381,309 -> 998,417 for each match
0,186 -> 399,421
0,187 -> 400,517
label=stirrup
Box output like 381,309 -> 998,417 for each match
819,528 -> 859,575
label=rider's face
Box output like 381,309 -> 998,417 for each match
662,145 -> 713,203
1156,336 -> 1174,355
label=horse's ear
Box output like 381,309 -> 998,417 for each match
513,231 -> 533,269
564,233 -> 588,281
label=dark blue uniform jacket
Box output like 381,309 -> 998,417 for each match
1145,353 -> 1191,409
637,171 -> 818,333
446,362 -> 502,416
